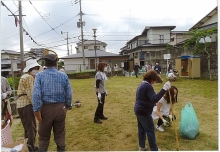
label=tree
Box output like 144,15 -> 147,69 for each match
58,59 -> 64,69
184,27 -> 218,80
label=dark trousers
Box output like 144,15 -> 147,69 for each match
136,114 -> 158,151
107,72 -> 111,78
18,104 -> 37,150
157,115 -> 166,126
94,92 -> 106,119
38,103 -> 66,151
135,70 -> 138,78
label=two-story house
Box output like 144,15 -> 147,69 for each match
76,40 -> 107,53
1,48 -> 44,77
169,31 -> 191,46
172,6 -> 218,78
1,50 -> 21,76
60,39 -> 129,73
120,26 -> 176,67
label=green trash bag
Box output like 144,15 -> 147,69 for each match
179,102 -> 199,139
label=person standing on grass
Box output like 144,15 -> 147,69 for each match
114,64 -> 119,76
152,86 -> 178,132
145,62 -> 151,72
94,62 -> 108,124
16,59 -> 41,151
168,60 -> 173,72
134,70 -> 171,151
106,64 -> 112,78
134,63 -> 140,78
32,52 -> 72,152
154,63 -> 163,83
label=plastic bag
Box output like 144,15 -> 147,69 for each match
179,102 -> 199,139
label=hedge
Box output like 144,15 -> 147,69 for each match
67,70 -> 124,79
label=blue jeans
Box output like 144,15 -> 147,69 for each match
136,114 -> 158,151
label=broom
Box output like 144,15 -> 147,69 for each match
168,89 -> 180,151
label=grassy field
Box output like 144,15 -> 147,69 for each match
11,75 -> 218,151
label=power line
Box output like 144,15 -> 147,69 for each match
1,1 -> 40,46
28,0 -> 61,37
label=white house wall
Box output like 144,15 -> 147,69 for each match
149,28 -> 170,44
63,58 -> 89,72
147,30 -> 153,43
202,12 -> 218,27
169,33 -> 191,45
138,35 -> 147,40
78,44 -> 106,52
1,54 -> 10,59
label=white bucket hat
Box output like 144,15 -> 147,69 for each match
23,59 -> 41,73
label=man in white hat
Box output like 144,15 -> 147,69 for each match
16,59 -> 41,151
32,53 -> 72,151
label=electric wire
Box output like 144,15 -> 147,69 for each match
28,0 -> 61,37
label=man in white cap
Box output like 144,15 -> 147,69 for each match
16,59 -> 41,151
32,52 -> 72,151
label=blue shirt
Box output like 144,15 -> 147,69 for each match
134,81 -> 166,116
32,67 -> 72,112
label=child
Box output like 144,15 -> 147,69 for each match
153,86 -> 178,132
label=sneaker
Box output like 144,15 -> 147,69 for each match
156,125 -> 165,132
100,115 -> 108,120
139,147 -> 147,151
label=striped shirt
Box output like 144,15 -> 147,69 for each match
32,67 -> 72,112
17,73 -> 34,108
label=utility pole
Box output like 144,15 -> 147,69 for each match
77,0 -> 85,71
61,31 -> 69,56
19,1 -> 25,72
92,28 -> 97,71
66,32 -> 69,56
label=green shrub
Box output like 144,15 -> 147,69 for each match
7,77 -> 20,90
67,71 -> 96,79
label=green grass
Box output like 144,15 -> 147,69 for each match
11,75 -> 218,151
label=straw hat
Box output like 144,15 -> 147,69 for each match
23,59 -> 41,73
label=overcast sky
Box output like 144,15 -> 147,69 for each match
0,0 -> 218,57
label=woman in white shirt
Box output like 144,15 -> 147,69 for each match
155,86 -> 178,132
114,64 -> 119,76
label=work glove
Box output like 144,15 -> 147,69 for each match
97,93 -> 101,100
163,81 -> 171,91
162,118 -> 169,126
2,93 -> 7,99
169,115 -> 172,121
105,90 -> 108,96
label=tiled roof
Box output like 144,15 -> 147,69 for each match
1,50 -> 20,55
77,40 -> 107,46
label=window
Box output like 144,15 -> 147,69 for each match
96,46 -> 100,50
170,38 -> 174,42
84,46 -> 88,49
159,35 -> 164,44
